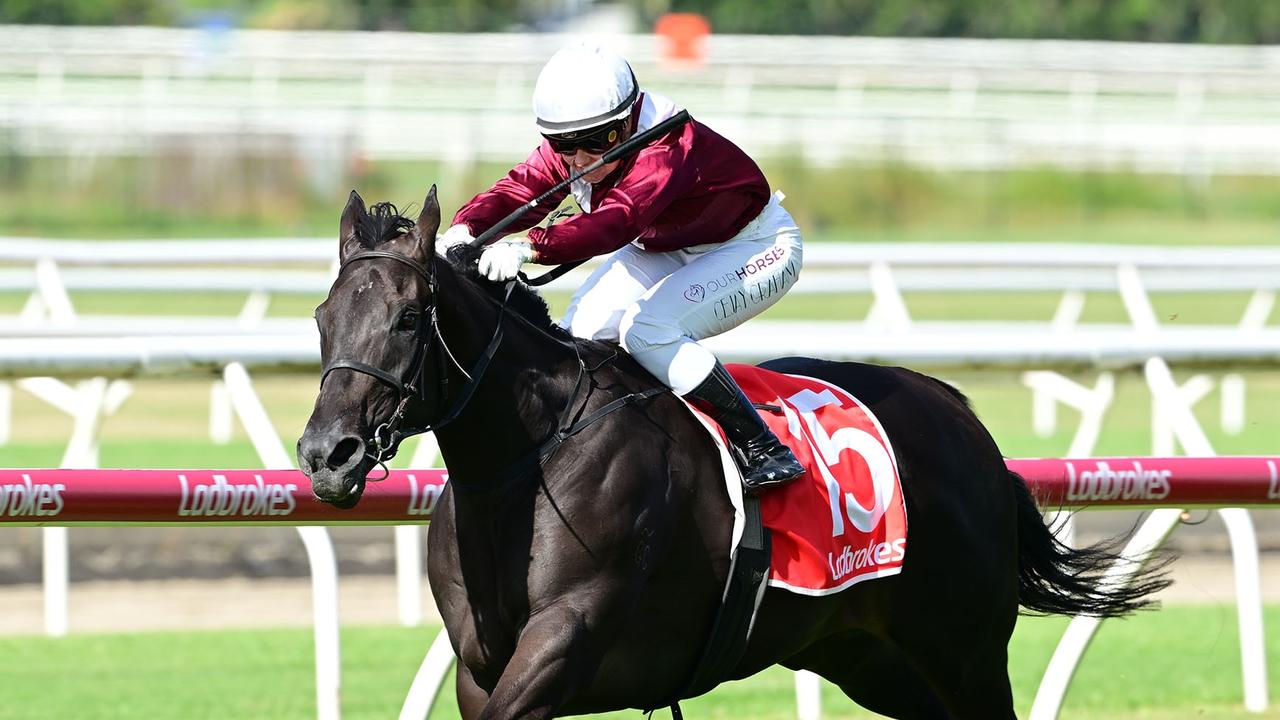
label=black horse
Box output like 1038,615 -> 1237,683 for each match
297,188 -> 1168,719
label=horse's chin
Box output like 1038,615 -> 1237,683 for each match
307,465 -> 370,509
326,482 -> 365,509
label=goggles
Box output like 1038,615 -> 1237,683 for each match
542,119 -> 627,156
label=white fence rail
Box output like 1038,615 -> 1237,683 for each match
6,328 -> 1280,378
3,238 -> 1275,458
4,238 -> 1279,321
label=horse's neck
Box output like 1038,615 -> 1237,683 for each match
432,275 -> 580,484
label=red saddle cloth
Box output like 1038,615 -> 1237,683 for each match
697,365 -> 908,596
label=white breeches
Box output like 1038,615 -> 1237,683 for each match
560,192 -> 803,395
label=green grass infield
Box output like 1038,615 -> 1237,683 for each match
2,607 -> 1279,719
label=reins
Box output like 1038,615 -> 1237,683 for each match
320,249 -> 663,484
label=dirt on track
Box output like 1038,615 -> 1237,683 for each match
0,575 -> 442,635
0,554 -> 1277,636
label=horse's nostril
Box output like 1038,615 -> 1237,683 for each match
328,437 -> 361,469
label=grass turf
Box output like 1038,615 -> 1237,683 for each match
1,607 -> 1279,719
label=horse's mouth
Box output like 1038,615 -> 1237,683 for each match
323,476 -> 367,509
304,461 -> 372,509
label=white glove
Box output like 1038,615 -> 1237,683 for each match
478,238 -> 536,282
436,224 -> 475,255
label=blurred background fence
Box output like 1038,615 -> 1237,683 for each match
3,26 -> 1279,174
1,24 -> 1276,244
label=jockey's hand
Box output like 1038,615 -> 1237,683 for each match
436,224 -> 474,255
478,238 -> 536,282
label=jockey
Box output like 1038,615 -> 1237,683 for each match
440,42 -> 805,494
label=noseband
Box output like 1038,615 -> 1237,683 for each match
319,249 -> 513,467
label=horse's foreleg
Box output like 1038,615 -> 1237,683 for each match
456,661 -> 491,720
476,605 -> 596,720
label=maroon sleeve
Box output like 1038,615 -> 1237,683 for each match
451,143 -> 570,239
527,127 -> 696,264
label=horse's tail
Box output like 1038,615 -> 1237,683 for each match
1010,469 -> 1173,618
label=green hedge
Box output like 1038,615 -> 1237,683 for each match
640,0 -> 1280,43
3,0 -> 1279,43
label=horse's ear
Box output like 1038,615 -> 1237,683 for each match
411,185 -> 441,262
339,190 -> 366,262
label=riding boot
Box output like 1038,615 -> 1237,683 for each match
685,361 -> 806,494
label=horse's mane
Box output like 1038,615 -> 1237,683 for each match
357,202 -> 416,248
355,201 -> 573,342
444,243 -> 576,343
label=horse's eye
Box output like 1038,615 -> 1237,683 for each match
397,309 -> 419,331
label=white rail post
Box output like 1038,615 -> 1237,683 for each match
1032,290 -> 1088,438
1151,373 -> 1212,456
32,258 -> 77,326
1146,359 -> 1267,713
394,524 -> 423,626
17,292 -> 46,325
1030,506 -> 1186,720
223,362 -> 342,720
1020,371 -> 1114,546
20,376 -> 132,637
1220,506 -> 1267,712
399,627 -> 458,720
864,262 -> 911,333
1049,289 -> 1086,334
1115,263 -> 1159,333
209,379 -> 233,444
1031,386 -> 1058,438
795,669 -> 822,720
41,524 -> 69,638
0,381 -> 10,445
1222,288 -> 1272,437
237,289 -> 272,327
1219,373 -> 1246,436
1239,289 -> 1275,330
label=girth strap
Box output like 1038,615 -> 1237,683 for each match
679,494 -> 770,699
648,494 -> 771,716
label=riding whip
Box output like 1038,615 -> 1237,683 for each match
468,109 -> 692,250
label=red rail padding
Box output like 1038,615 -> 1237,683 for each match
0,458 -> 1277,525
1008,456 -> 1280,509
0,469 -> 448,525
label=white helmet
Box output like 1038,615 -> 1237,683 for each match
533,43 -> 638,135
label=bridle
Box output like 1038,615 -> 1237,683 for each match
318,246 -> 665,487
319,249 -> 515,470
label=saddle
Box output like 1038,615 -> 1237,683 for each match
663,364 -> 908,711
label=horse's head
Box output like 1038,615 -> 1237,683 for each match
297,186 -> 444,508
